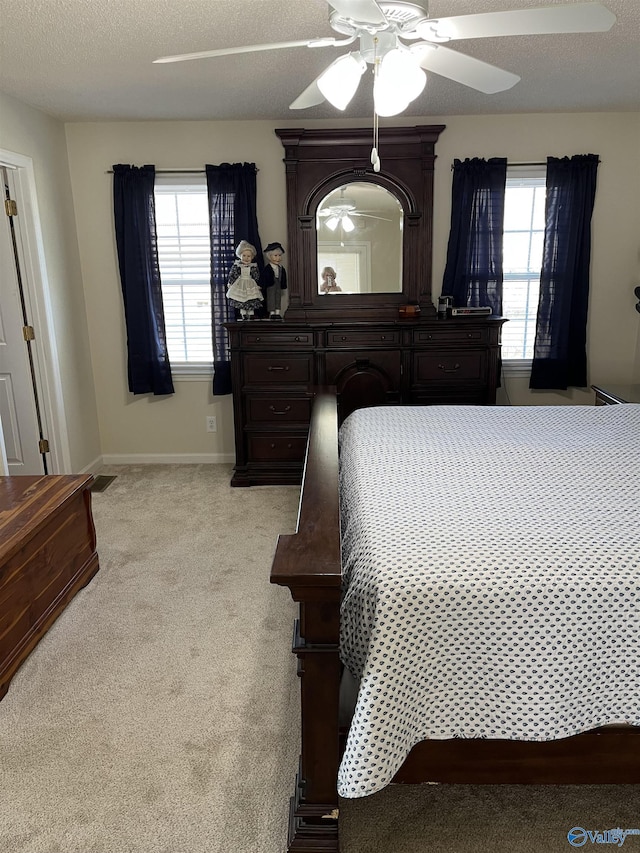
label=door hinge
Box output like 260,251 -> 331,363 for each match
5,198 -> 18,217
23,325 -> 36,341
39,438 -> 50,454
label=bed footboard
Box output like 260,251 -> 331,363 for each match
271,387 -> 342,853
271,391 -> 640,852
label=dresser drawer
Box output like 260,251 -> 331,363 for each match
327,329 -> 401,347
247,396 -> 312,424
249,434 -> 308,461
413,350 -> 486,383
413,327 -> 488,346
244,354 -> 312,385
242,330 -> 312,348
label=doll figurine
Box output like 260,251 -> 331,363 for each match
260,242 -> 288,320
320,266 -> 342,293
226,240 -> 264,320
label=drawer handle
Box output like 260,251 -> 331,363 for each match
438,362 -> 461,373
269,405 -> 292,415
254,336 -> 262,342
270,442 -> 293,449
295,336 -> 301,342
341,336 -> 347,341
380,335 -> 386,340
267,365 -> 289,371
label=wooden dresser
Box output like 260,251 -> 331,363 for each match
0,475 -> 99,699
226,316 -> 504,486
225,124 -> 506,486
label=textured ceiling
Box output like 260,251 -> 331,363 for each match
0,0 -> 638,122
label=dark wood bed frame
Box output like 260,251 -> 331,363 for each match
270,388 -> 640,853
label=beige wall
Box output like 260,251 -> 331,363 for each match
430,112 -> 640,406
3,104 -> 638,465
65,113 -> 640,459
0,91 -> 101,472
65,120 -> 291,461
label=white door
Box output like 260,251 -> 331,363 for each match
0,166 -> 46,475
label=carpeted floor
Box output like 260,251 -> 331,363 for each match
0,464 -> 638,853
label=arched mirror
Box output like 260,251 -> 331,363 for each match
276,125 -> 445,321
316,182 -> 403,295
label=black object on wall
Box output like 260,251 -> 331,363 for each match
635,285 -> 640,314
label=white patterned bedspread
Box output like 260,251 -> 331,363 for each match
337,404 -> 640,798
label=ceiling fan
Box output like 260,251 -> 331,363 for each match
318,186 -> 392,231
155,1 -> 617,115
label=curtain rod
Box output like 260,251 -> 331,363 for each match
106,168 -> 204,174
105,167 -> 259,174
450,159 -> 600,171
450,160 -> 546,171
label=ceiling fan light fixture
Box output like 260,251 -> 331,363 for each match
373,48 -> 426,116
317,51 -> 366,110
341,215 -> 356,232
325,215 -> 340,231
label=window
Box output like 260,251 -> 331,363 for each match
154,175 -> 213,370
502,166 -> 546,361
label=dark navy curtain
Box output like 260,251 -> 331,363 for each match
442,157 -> 507,315
530,154 -> 599,390
113,164 -> 174,396
206,163 -> 263,396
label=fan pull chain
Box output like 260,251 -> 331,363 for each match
371,38 -> 381,173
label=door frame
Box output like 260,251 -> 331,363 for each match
0,148 -> 71,474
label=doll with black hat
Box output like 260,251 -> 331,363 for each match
226,240 -> 264,320
260,242 -> 288,320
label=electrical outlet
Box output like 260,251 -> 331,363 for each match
206,416 -> 217,433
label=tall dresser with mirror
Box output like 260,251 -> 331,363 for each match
226,125 -> 505,486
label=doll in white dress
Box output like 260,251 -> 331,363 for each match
226,240 -> 264,320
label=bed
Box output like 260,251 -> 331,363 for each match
270,389 -> 640,853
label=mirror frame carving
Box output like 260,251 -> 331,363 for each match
275,125 -> 445,321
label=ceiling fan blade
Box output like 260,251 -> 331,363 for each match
154,39 -> 325,64
328,0 -> 387,25
418,3 -> 616,42
412,43 -> 520,94
289,79 -> 326,110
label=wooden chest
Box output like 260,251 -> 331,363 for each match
0,475 -> 99,700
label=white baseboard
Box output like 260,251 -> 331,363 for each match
77,456 -> 105,475
100,453 -> 235,465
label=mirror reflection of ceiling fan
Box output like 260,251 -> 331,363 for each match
155,1 -> 617,116
318,186 -> 392,232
